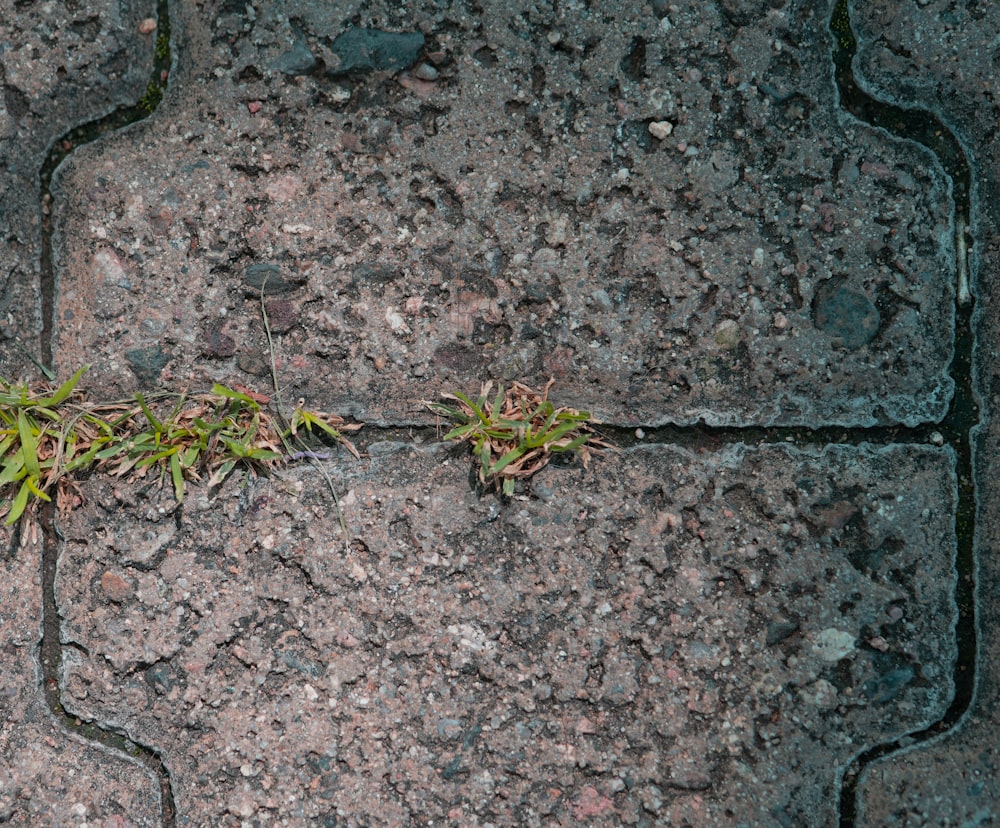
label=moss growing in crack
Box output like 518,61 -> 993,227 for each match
137,78 -> 163,113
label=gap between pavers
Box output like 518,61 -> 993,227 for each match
0,543 -> 162,825
0,0 -> 167,821
842,0 -> 1000,822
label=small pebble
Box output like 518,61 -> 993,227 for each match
648,120 -> 673,140
139,18 -> 157,35
100,572 -> 133,603
412,62 -> 439,81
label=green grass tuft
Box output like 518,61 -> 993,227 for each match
427,379 -> 609,496
0,367 -> 359,528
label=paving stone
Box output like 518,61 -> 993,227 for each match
0,0 -> 155,374
0,531 -> 161,826
48,0 -> 955,427
0,0 -> 993,823
841,0 -> 1000,823
0,1 -> 166,819
54,443 -> 956,825
849,0 -> 993,159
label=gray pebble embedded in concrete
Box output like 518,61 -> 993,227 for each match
328,27 -> 425,75
812,282 -> 881,349
272,41 -> 316,76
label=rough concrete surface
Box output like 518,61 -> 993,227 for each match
0,0 -> 996,825
0,546 -> 161,825
54,443 -> 957,825
0,0 -> 155,370
48,0 -> 955,427
845,1 -> 1000,825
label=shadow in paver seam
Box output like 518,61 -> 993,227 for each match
30,0 -> 976,825
828,1 -> 978,821
33,0 -> 178,824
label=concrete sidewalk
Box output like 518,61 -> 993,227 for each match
0,0 -> 996,824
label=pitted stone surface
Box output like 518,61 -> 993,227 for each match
49,0 -> 955,427
0,0 -> 993,823
0,2 -> 165,816
0,0 -> 156,372
0,531 -> 161,826
844,1 -> 1000,823
55,443 -> 956,825
849,0 -> 999,162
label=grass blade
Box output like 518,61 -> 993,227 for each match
550,433 -> 589,452
0,454 -> 26,486
5,479 -> 31,525
489,444 -> 526,475
135,393 -> 163,433
433,380 -> 605,495
16,410 -> 40,478
33,364 -> 88,407
453,391 -> 490,425
207,458 -> 237,489
170,452 -> 184,501
26,476 -> 50,502
210,383 -> 260,410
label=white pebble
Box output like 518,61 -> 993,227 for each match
648,120 -> 673,140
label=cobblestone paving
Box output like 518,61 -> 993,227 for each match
0,0 -> 996,825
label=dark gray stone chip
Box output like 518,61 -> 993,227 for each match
243,263 -> 303,295
812,282 -> 881,350
125,345 -> 170,386
328,27 -> 425,75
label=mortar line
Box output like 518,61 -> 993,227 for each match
827,1 -> 978,823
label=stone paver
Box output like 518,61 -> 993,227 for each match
49,0 -> 954,427
0,0 -> 995,825
0,0 -> 155,371
0,530 -> 162,825
845,0 -> 1000,824
56,443 -> 956,825
0,0 -> 166,821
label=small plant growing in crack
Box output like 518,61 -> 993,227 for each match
0,366 -> 360,530
426,379 -> 609,496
